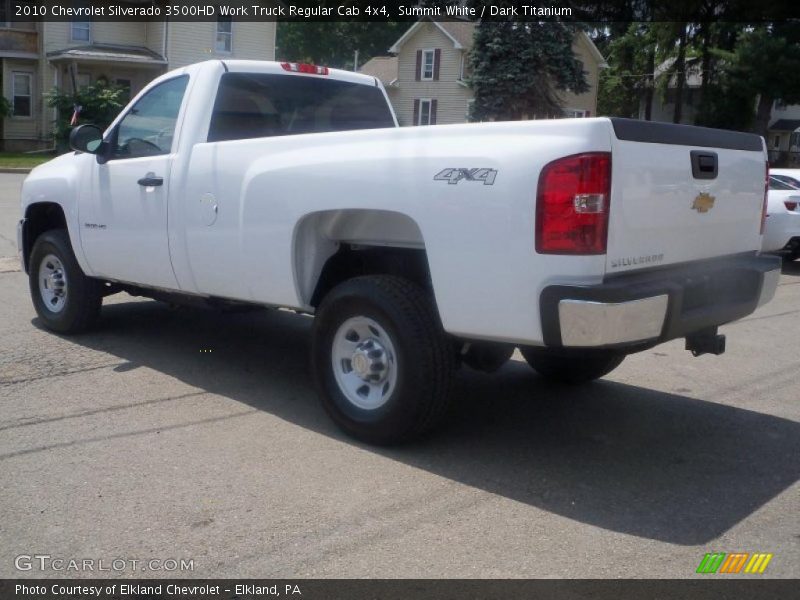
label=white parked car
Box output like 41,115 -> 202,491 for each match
769,168 -> 800,188
17,60 -> 781,443
763,175 -> 800,259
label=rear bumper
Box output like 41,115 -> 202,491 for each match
541,253 -> 781,349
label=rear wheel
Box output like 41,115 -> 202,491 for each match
312,275 -> 455,445
519,347 -> 624,384
29,229 -> 102,334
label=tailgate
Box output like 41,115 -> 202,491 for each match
605,118 -> 766,274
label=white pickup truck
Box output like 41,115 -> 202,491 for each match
18,60 -> 781,443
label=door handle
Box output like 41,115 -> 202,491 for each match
137,174 -> 163,187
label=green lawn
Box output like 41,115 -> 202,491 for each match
0,152 -> 57,169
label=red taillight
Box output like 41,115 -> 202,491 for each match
761,162 -> 769,234
786,201 -> 798,211
281,62 -> 329,75
536,152 -> 611,254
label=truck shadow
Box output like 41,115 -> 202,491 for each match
782,258 -> 800,276
35,299 -> 800,546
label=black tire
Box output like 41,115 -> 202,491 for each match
519,347 -> 624,384
312,275 -> 455,445
29,229 -> 102,334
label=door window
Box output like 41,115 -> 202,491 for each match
112,75 -> 188,159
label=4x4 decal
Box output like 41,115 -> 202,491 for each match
434,168 -> 498,186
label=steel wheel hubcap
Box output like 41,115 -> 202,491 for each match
38,254 -> 68,313
332,316 -> 398,410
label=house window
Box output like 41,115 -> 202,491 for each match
563,108 -> 588,118
459,52 -> 472,81
421,49 -> 435,80
71,20 -> 90,42
12,72 -> 32,117
414,98 -> 437,126
419,99 -> 431,124
774,135 -> 781,150
216,16 -> 232,53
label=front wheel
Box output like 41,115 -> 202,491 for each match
312,275 -> 455,445
29,229 -> 102,334
519,347 -> 624,384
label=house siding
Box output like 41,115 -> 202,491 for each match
393,22 -> 472,126
145,21 -> 165,56
42,22 -> 146,53
167,21 -> 276,69
559,35 -> 600,116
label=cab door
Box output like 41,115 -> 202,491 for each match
79,75 -> 189,289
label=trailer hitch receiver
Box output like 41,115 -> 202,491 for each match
685,328 -> 726,357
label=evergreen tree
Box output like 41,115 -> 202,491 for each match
468,22 -> 589,121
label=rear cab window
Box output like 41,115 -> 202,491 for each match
208,73 -> 395,143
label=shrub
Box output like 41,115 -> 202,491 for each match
46,82 -> 126,148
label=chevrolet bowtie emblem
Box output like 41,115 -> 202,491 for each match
692,192 -> 715,213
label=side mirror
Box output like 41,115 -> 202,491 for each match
69,124 -> 104,154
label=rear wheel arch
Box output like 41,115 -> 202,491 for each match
292,209 -> 433,308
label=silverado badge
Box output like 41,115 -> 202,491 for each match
692,192 -> 716,213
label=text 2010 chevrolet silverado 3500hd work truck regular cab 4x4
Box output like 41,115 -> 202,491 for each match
18,60 -> 781,443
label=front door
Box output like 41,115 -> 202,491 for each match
79,75 -> 189,289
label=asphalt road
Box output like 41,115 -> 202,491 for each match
0,173 -> 798,579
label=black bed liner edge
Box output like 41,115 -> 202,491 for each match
609,117 -> 763,152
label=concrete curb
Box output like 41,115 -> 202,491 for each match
0,256 -> 21,273
0,167 -> 32,174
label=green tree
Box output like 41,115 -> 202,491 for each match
717,24 -> 800,138
469,21 -> 589,121
597,23 -> 656,118
0,96 -> 11,119
46,82 -> 126,147
277,22 -> 406,70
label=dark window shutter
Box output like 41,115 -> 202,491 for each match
433,49 -> 441,81
430,99 -> 438,125
413,99 -> 420,126
415,50 -> 422,81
